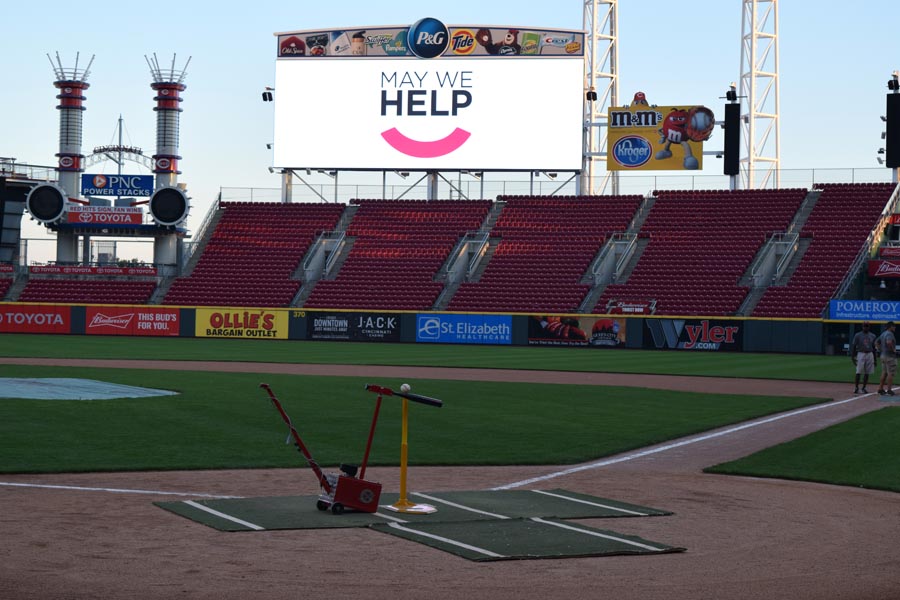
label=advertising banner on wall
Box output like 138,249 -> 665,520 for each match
81,174 -> 153,197
527,315 -> 626,347
830,299 -> 900,321
643,318 -> 742,351
415,313 -> 511,344
308,312 -> 400,341
195,308 -> 289,339
29,265 -> 157,276
85,306 -> 179,336
868,259 -> 900,278
607,93 -> 715,171
274,19 -> 584,171
0,304 -> 71,334
66,205 -> 143,225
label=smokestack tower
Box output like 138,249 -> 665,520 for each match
48,52 -> 94,198
146,53 -> 190,189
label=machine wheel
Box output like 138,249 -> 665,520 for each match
316,500 -> 329,511
331,503 -> 345,515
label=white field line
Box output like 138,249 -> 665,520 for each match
530,517 -> 665,552
0,482 -> 240,498
411,492 -> 511,519
493,395 -> 868,490
183,500 -> 265,531
530,489 -> 647,516
385,522 -> 505,558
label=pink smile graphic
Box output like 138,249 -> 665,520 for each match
381,127 -> 471,158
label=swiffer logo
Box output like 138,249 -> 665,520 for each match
381,17 -> 471,158
407,17 -> 449,59
612,135 -> 653,168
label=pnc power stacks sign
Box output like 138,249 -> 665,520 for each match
274,18 -> 584,171
607,93 -> 715,171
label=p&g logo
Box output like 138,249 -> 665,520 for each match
407,17 -> 449,59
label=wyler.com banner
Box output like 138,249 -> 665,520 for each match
607,92 -> 715,171
528,315 -> 626,347
196,308 -> 289,339
308,312 -> 400,341
274,18 -> 584,171
85,306 -> 179,337
0,304 -> 71,334
416,313 -> 511,345
644,319 -> 742,351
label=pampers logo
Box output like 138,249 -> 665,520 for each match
612,135 -> 653,168
407,17 -> 449,59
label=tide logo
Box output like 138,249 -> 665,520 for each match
450,29 -> 476,55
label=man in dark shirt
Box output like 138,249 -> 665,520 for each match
850,321 -> 877,394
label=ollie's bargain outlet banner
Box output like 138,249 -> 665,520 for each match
273,20 -> 584,171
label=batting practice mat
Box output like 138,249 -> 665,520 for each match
157,488 -> 684,561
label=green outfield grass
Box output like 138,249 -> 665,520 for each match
705,407 -> 900,493
0,334 -> 851,382
0,364 -> 822,474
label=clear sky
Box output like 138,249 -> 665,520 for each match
2,0 -> 899,260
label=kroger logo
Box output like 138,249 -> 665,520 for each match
612,135 -> 653,168
407,17 -> 449,59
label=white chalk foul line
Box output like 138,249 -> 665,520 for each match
0,482 -> 241,499
530,517 -> 665,552
493,394 -> 867,490
530,489 -> 647,516
183,500 -> 265,531
385,522 -> 505,559
411,492 -> 511,519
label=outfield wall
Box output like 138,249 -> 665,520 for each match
0,303 -> 841,354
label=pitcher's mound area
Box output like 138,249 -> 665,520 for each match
0,378 -> 178,400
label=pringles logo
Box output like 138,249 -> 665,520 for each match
407,17 -> 450,59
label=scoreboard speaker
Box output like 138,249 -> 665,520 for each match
149,186 -> 189,226
723,103 -> 741,176
886,94 -> 900,169
25,184 -> 67,224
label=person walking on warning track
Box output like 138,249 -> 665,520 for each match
850,321 -> 877,394
877,321 -> 897,396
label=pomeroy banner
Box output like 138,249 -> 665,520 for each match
528,315 -> 626,347
830,299 -> 900,321
308,312 -> 400,341
0,304 -> 71,334
607,92 -> 715,171
85,306 -> 179,337
195,308 -> 289,339
644,318 -> 742,351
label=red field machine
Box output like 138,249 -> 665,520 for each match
259,383 -> 383,514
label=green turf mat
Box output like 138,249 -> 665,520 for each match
155,488 -> 672,532
370,518 -> 685,561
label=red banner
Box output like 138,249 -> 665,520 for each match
66,205 -> 143,225
889,215 -> 900,225
0,263 -> 13,274
0,305 -> 71,333
29,265 -> 157,276
880,246 -> 900,258
606,299 -> 656,315
868,260 -> 900,278
85,306 -> 180,336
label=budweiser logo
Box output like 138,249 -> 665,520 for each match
89,313 -> 134,329
875,261 -> 900,276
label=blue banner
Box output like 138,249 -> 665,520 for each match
81,174 -> 154,197
830,299 -> 900,321
415,313 -> 511,345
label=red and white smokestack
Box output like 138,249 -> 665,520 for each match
146,54 -> 191,189
48,52 -> 94,198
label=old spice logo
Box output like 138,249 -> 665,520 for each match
89,313 -> 134,329
875,261 -> 900,276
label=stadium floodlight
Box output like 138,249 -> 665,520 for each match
395,171 -> 409,179
877,157 -> 885,165
882,116 -> 888,122
586,86 -> 597,102
262,86 -> 274,102
878,148 -> 886,154
267,167 -> 275,173
881,280 -> 888,289
726,82 -> 738,102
